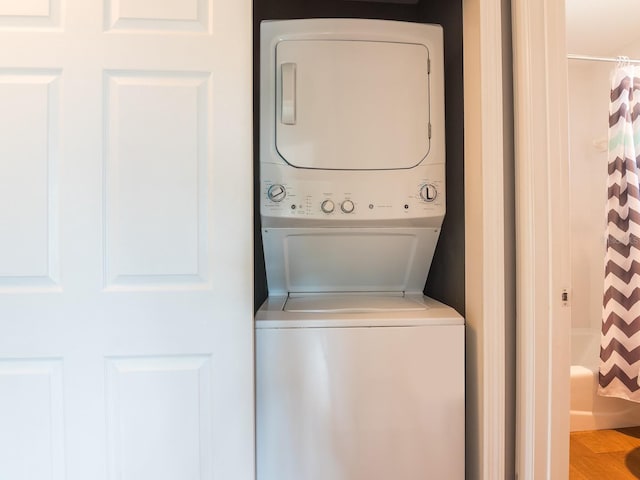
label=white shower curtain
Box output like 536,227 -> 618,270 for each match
600,66 -> 640,402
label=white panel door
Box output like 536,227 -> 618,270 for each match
0,1 -> 253,479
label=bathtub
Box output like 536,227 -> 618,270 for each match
570,329 -> 640,431
570,365 -> 640,431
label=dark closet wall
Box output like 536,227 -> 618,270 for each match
253,0 -> 465,315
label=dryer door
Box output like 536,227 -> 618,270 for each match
275,40 -> 431,170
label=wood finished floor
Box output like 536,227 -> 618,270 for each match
571,427 -> 640,479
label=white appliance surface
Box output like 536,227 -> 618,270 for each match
256,296 -> 464,480
260,19 -> 446,294
257,19 -> 463,480
256,293 -> 463,327
261,227 -> 440,295
259,163 -> 446,226
261,18 -> 444,174
275,39 -> 430,170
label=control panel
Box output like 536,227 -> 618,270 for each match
260,162 -> 445,224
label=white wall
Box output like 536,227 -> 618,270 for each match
567,61 -> 609,368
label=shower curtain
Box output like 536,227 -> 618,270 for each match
600,66 -> 640,402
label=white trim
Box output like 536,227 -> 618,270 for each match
463,0 -> 508,477
512,0 -> 571,478
480,2 -> 507,476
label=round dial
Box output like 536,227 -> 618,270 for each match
341,199 -> 355,214
321,199 -> 335,214
267,184 -> 286,202
420,184 -> 437,202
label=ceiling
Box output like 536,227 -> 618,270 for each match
565,0 -> 640,57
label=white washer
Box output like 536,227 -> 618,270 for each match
257,19 -> 464,479
256,294 -> 464,480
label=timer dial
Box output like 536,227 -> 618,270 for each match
267,184 -> 286,202
321,199 -> 335,213
419,184 -> 437,202
341,199 -> 355,214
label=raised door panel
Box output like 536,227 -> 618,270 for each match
0,71 -> 60,291
0,0 -> 61,29
0,359 -> 65,480
105,0 -> 209,32
106,356 -> 213,480
103,72 -> 210,289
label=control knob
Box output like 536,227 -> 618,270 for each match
341,199 -> 355,214
267,184 -> 286,202
420,184 -> 437,202
321,199 -> 335,214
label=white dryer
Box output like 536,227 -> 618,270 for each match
257,19 -> 464,480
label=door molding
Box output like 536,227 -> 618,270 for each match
463,0 -> 510,477
512,0 -> 571,478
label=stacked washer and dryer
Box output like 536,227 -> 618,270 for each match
256,19 -> 464,480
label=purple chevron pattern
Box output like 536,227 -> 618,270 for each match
600,67 -> 640,402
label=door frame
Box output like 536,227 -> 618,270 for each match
463,0 -> 512,477
512,0 -> 572,478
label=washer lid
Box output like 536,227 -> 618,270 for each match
255,294 -> 464,328
275,39 -> 431,170
284,293 -> 428,313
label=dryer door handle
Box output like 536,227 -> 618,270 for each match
281,62 -> 296,125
